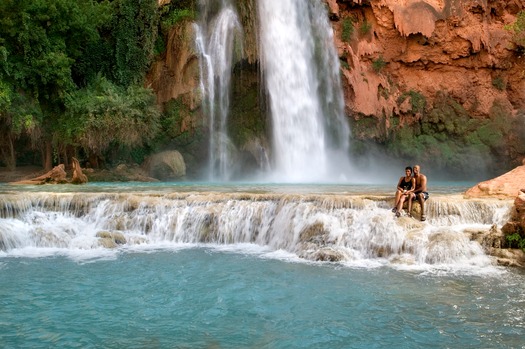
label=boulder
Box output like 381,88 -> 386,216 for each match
143,150 -> 186,180
464,164 -> 525,199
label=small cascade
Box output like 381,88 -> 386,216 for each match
0,192 -> 512,267
195,0 -> 242,181
257,0 -> 350,182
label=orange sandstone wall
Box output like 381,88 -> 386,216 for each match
331,0 -> 524,134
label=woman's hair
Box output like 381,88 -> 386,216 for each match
405,166 -> 413,173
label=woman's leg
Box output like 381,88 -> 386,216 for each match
393,189 -> 403,211
396,194 -> 406,216
407,194 -> 414,217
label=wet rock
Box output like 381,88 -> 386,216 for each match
488,248 -> 525,268
96,231 -> 127,248
308,247 -> 345,262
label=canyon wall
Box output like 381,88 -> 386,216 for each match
147,0 -> 525,179
331,0 -> 525,178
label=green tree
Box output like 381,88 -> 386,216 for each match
63,76 -> 161,167
111,0 -> 159,87
0,0 -> 111,169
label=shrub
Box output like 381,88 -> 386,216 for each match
359,20 -> 372,35
372,56 -> 386,73
506,233 -> 525,251
341,18 -> 354,43
504,10 -> 525,49
492,76 -> 506,91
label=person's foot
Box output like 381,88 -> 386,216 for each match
407,213 -> 412,218
395,211 -> 401,218
421,214 -> 426,221
391,207 -> 396,212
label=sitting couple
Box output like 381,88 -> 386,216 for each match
392,164 -> 429,221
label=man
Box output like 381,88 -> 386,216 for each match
410,164 -> 429,221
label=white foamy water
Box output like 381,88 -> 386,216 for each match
258,0 -> 350,182
195,0 -> 242,180
0,189 -> 513,273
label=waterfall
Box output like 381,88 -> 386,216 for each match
195,0 -> 242,181
0,191 -> 512,267
258,0 -> 350,182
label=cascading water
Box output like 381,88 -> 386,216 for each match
195,0 -> 242,181
258,0 -> 350,182
0,189 -> 512,268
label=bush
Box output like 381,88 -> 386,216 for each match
505,10 -> 525,49
492,76 -> 506,91
507,233 -> 525,251
372,56 -> 386,73
359,20 -> 372,35
341,18 -> 354,43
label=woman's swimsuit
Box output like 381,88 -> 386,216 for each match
400,177 -> 412,191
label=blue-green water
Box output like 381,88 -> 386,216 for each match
1,248 -> 524,349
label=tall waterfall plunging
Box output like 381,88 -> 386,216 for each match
195,0 -> 242,181
196,0 -> 350,182
258,0 -> 350,182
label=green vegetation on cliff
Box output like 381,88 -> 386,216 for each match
351,91 -> 523,178
0,0 -> 200,171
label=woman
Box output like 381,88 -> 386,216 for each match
392,166 -> 415,217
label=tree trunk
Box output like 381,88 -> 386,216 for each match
10,164 -> 67,185
71,157 -> 88,184
1,135 -> 17,170
44,141 -> 53,171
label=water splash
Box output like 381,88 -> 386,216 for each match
0,192 -> 512,269
195,0 -> 243,181
258,0 -> 350,182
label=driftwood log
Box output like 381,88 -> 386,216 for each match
71,157 -> 88,184
10,158 -> 88,185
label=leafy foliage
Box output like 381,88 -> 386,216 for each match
505,10 -> 525,49
372,56 -> 386,74
506,233 -> 525,252
0,0 -> 177,169
359,20 -> 372,35
64,76 -> 160,157
341,18 -> 354,43
111,0 -> 160,87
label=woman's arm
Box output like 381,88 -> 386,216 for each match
396,177 -> 404,191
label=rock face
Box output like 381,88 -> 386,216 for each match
501,189 -> 525,245
146,21 -> 200,108
335,0 -> 524,118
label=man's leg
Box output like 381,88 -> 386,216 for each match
418,193 -> 426,221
